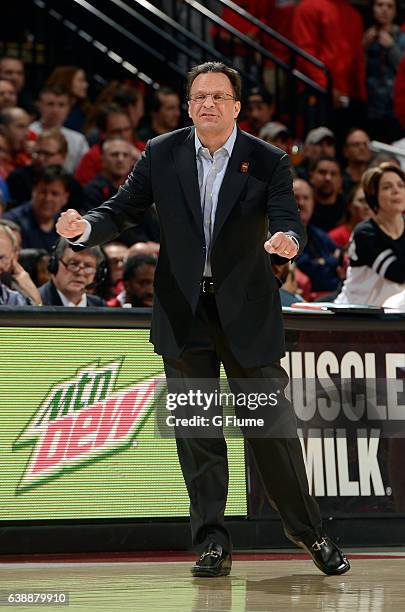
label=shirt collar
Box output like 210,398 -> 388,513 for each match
57,288 -> 87,307
195,123 -> 237,159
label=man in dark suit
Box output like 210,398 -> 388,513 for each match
56,62 -> 350,577
40,238 -> 105,307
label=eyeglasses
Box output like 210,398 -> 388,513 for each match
189,92 -> 236,104
60,259 -> 96,275
33,150 -> 60,159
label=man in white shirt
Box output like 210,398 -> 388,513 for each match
30,85 -> 88,173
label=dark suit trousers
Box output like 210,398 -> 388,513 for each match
163,292 -> 322,554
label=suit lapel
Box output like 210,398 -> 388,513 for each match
212,129 -> 253,245
172,127 -> 204,236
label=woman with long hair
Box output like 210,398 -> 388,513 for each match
46,66 -> 91,132
328,185 -> 371,247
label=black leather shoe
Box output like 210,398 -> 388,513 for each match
191,543 -> 232,577
290,534 -> 351,576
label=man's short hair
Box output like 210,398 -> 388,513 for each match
38,84 -> 70,99
0,106 -> 26,126
32,165 -> 72,192
94,103 -> 128,132
123,254 -> 157,281
309,156 -> 342,174
245,85 -> 273,105
149,87 -> 180,113
36,128 -> 68,156
53,238 -> 105,266
187,62 -> 242,101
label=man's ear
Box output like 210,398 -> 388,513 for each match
187,101 -> 192,118
233,101 -> 241,120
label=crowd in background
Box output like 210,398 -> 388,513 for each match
0,0 -> 404,310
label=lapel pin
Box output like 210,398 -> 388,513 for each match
240,161 -> 250,174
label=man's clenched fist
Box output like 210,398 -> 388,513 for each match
264,232 -> 298,259
56,209 -> 87,239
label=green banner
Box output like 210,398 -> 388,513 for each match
0,328 -> 246,520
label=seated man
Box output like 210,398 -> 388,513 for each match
293,178 -> 344,295
4,165 -> 71,251
107,254 -> 156,307
40,238 -> 105,307
0,223 -> 41,305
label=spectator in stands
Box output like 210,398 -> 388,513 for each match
0,107 -> 31,176
6,128 -> 83,210
29,85 -> 89,173
87,82 -> 145,149
128,241 -> 160,258
0,218 -> 22,250
363,0 -> 405,142
82,138 -> 138,212
75,103 -> 135,185
4,165 -> 71,251
107,254 -> 156,307
238,86 -> 275,137
393,54 -> 405,129
0,223 -> 42,305
369,152 -> 401,167
294,178 -> 344,295
0,79 -> 17,111
19,248 -> 50,288
39,238 -> 105,306
294,127 -> 336,180
272,261 -> 304,306
293,0 -> 366,133
259,121 -> 291,153
0,56 -> 35,115
335,163 -> 405,305
138,87 -> 181,141
328,185 -> 371,248
308,156 -> 346,231
342,128 -> 373,196
100,241 -> 128,300
46,66 -> 91,133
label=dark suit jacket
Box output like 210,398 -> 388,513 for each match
39,280 -> 105,307
76,126 -> 306,366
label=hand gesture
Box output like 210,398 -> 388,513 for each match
56,209 -> 87,239
264,232 -> 298,259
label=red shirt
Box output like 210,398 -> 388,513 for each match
292,0 -> 366,100
328,224 -> 351,248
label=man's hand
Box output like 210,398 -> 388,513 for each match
10,257 -> 42,305
264,232 -> 298,259
56,209 -> 87,239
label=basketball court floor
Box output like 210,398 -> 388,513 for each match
1,550 -> 404,611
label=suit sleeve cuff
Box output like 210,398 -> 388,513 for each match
68,220 -> 92,246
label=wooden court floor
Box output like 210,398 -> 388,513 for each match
0,552 -> 404,611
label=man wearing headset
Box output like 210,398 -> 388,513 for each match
39,238 -> 105,307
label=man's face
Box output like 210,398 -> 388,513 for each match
293,179 -> 315,225
310,161 -> 342,198
31,180 -> 69,222
103,243 -> 128,283
125,263 -> 155,307
0,58 -> 24,92
38,93 -> 70,128
305,137 -> 336,161
38,92 -> 70,128
53,247 -> 97,299
128,96 -> 144,129
154,93 -> 180,130
245,95 -> 274,132
7,109 -> 29,150
105,112 -> 132,142
0,80 -> 17,110
344,130 -> 372,164
32,138 -> 66,168
188,72 -> 240,137
0,235 -> 14,275
102,141 -> 134,180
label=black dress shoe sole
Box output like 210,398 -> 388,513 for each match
191,566 -> 231,578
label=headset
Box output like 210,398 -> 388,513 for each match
48,238 -> 108,290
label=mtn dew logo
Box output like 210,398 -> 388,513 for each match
14,359 -> 162,493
